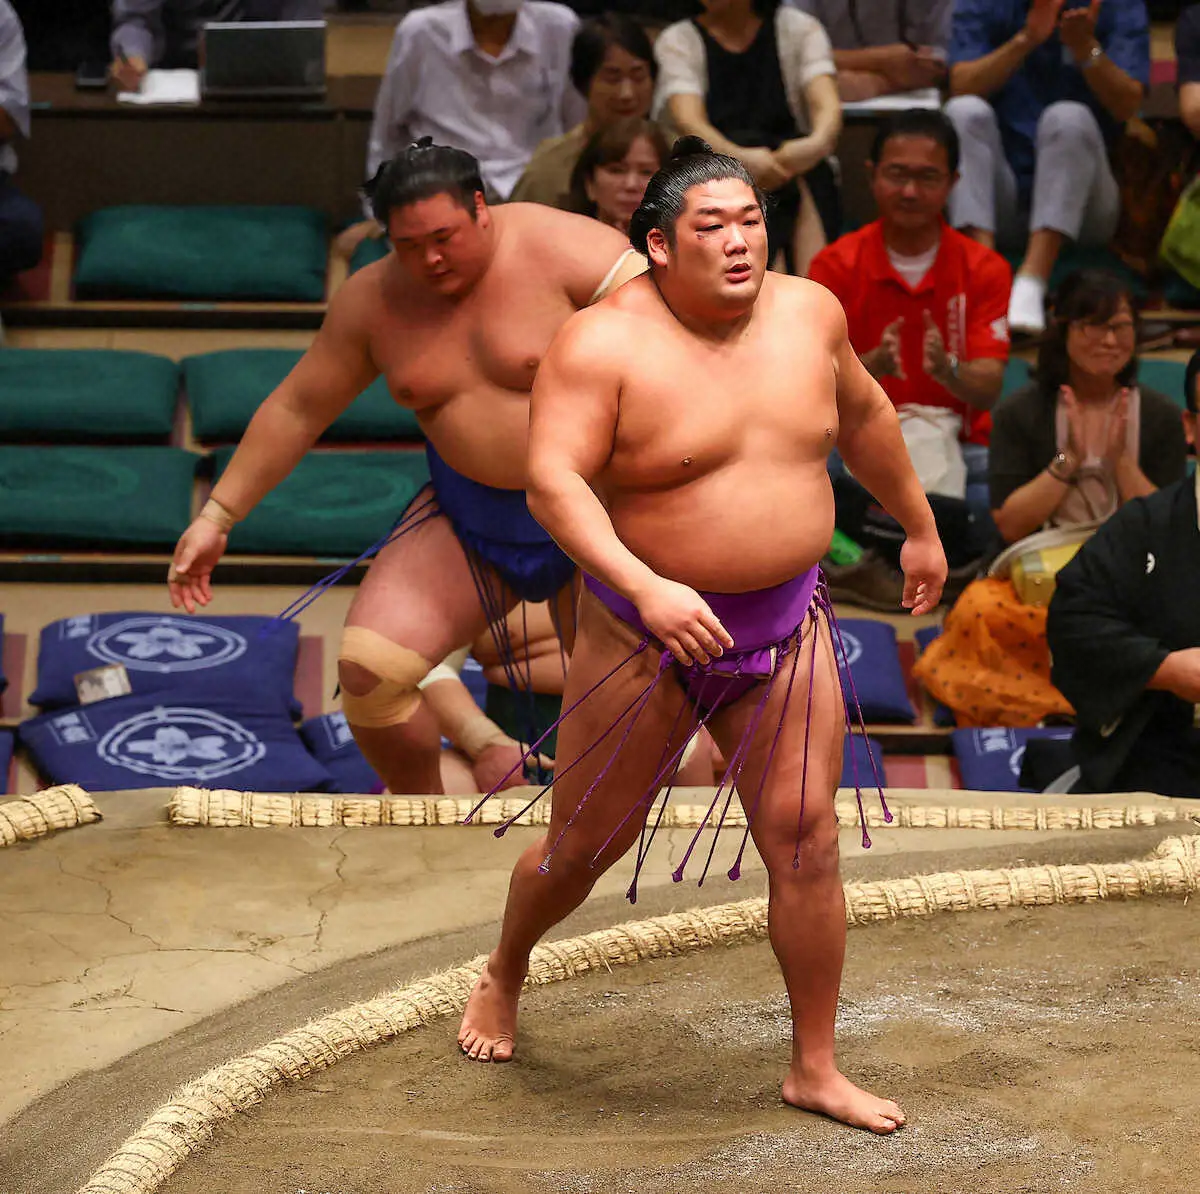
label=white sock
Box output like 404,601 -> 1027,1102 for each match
1008,273 -> 1048,334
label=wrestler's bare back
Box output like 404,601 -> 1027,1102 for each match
550,270 -> 845,593
342,204 -> 633,490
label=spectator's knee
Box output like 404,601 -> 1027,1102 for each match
943,94 -> 996,139
1036,100 -> 1102,149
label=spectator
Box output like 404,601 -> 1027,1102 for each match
566,117 -> 667,232
944,0 -> 1149,335
511,13 -> 656,209
784,0 -> 951,101
1045,423 -> 1200,797
809,109 -> 1011,605
1177,2 -> 1200,137
110,1 -> 325,89
0,1 -> 42,292
367,1 -> 583,202
913,269 -> 1188,728
989,270 -> 1183,546
653,0 -> 842,273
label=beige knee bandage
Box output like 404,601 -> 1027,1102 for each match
338,627 -> 434,729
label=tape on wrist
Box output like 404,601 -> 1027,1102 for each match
199,497 -> 238,534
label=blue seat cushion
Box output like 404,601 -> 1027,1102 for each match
914,625 -> 955,727
30,612 -> 301,717
952,727 -> 1075,792
835,618 -> 915,724
0,349 -> 180,443
19,685 -> 333,793
213,446 -> 430,557
74,205 -> 329,302
183,349 -> 423,443
0,447 -> 198,550
0,729 -> 13,795
841,733 -> 885,788
0,612 -> 6,695
299,712 -> 383,795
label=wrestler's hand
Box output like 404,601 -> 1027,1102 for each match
899,533 -> 947,616
633,577 -> 735,667
334,219 -> 383,259
168,518 -> 227,614
471,739 -> 551,793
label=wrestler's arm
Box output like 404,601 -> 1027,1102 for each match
527,310 -> 732,662
536,207 -> 647,308
209,276 -> 380,519
527,314 -> 656,597
825,289 -> 947,612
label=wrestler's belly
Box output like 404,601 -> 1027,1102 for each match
610,465 -> 836,594
413,387 -> 533,492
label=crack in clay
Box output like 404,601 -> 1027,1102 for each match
308,830 -> 351,958
53,856 -> 163,953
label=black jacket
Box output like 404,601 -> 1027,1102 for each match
1048,475 -> 1200,793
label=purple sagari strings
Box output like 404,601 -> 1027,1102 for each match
469,568 -> 891,901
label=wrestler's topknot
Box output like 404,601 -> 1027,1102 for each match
363,141 -> 487,224
629,137 -> 766,258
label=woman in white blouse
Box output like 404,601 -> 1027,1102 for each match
653,0 -> 843,273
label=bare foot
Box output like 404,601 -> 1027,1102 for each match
457,955 -> 522,1063
782,1068 -> 906,1135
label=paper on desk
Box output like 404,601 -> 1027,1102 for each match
117,69 -> 200,106
840,87 -> 941,115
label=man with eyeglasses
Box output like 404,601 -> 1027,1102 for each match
808,108 -> 1010,607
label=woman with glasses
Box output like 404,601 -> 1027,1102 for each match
914,269 -> 1188,729
989,270 -> 1185,545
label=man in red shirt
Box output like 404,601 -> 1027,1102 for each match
808,108 -> 1011,605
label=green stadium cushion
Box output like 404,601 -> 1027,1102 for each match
74,206 -> 328,302
213,446 -> 430,556
0,349 -> 179,443
1136,358 -> 1187,408
1002,356 -> 1032,397
182,349 -> 423,442
0,446 -> 198,549
1164,269 -> 1200,310
349,235 -> 390,274
1002,244 -> 1148,302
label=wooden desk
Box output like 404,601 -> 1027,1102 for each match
22,74 -> 378,230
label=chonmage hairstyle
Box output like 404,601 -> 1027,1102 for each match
362,138 -> 486,224
627,135 -> 766,258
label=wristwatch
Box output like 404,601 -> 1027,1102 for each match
1080,43 -> 1105,71
945,352 -> 960,379
1048,451 -> 1078,482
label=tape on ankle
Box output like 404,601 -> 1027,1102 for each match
417,648 -> 510,759
337,627 -> 433,728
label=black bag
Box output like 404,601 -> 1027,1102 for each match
833,476 -> 982,570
